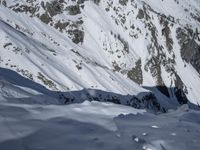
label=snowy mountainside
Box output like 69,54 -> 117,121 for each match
0,0 -> 200,109
0,1 -> 200,149
0,64 -> 200,150
0,67 -> 171,112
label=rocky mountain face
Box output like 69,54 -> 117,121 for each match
0,0 -> 200,112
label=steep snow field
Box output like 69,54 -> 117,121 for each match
0,0 -> 200,108
0,4 -> 145,94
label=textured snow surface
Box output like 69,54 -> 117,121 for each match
0,69 -> 199,150
0,100 -> 200,150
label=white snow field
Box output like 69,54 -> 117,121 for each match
0,0 -> 200,107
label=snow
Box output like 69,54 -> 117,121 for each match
151,125 -> 159,129
0,1 -> 200,149
0,4 -> 147,95
0,73 -> 200,150
0,0 -> 200,106
0,99 -> 200,150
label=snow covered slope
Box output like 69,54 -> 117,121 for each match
1,65 -> 200,150
0,0 -> 200,109
0,62 -> 200,150
0,67 -> 170,112
0,99 -> 200,150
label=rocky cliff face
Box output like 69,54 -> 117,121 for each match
0,0 -> 200,111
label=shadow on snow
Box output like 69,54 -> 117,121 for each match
0,67 -> 199,113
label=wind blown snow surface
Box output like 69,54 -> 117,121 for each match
0,100 -> 200,150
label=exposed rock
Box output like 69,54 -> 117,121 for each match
46,1 -> 64,17
142,93 -> 166,112
54,21 -> 69,32
161,19 -> 174,52
12,5 -> 37,14
67,29 -> 84,44
119,0 -> 128,6
92,0 -> 101,5
40,13 -> 52,24
174,72 -> 188,104
112,61 -> 121,72
137,9 -> 144,19
177,27 -> 200,73
37,72 -> 57,90
127,59 -> 143,85
117,34 -> 129,53
66,5 -> 81,15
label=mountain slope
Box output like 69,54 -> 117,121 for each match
0,0 -> 200,109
